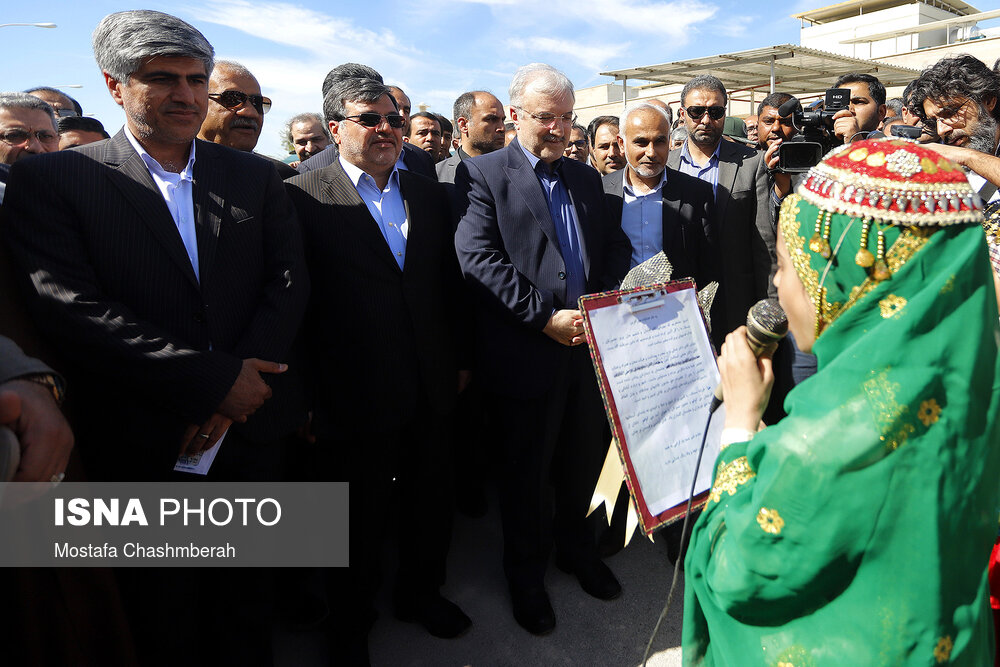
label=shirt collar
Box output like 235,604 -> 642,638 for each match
623,166 -> 667,196
125,126 -> 196,181
679,138 -> 720,167
339,154 -> 399,190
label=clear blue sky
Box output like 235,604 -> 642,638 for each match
4,0 -> 810,158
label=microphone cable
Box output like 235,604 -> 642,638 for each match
641,403 -> 715,667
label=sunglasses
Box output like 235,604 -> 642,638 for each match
343,113 -> 406,129
566,139 -> 588,149
208,91 -> 271,115
685,105 -> 726,121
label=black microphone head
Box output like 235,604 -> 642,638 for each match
777,97 -> 800,118
746,299 -> 788,347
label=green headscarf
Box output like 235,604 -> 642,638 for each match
683,139 -> 1000,666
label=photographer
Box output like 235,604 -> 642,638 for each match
832,73 -> 887,144
758,92 -> 798,205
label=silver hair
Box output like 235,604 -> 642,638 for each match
0,92 -> 56,131
285,112 -> 330,143
92,10 -> 214,82
618,102 -> 672,138
212,60 -> 257,83
508,63 -> 574,109
671,127 -> 688,141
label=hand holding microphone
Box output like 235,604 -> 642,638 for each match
711,300 -> 788,423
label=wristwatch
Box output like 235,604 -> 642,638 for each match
20,373 -> 65,406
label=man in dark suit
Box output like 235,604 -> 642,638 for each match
602,101 -> 714,285
668,74 -> 775,348
436,90 -> 506,185
285,76 -> 469,662
1,11 -> 308,665
296,65 -> 437,180
454,63 -> 631,635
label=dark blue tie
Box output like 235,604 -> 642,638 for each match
535,160 -> 586,305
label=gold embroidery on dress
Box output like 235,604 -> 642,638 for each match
838,227 -> 933,325
780,197 -> 835,335
934,635 -> 953,663
879,295 -> 906,319
940,275 -> 955,294
709,457 -> 755,503
918,399 -> 942,427
863,368 -> 915,451
757,507 -> 784,534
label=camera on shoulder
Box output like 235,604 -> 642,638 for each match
776,89 -> 850,174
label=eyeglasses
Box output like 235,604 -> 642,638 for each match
685,105 -> 726,121
0,128 -> 58,146
566,139 -> 588,149
517,107 -> 576,126
342,113 -> 406,129
54,108 -> 79,118
923,98 -> 972,128
208,91 -> 272,115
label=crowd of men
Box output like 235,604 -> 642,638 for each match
3,8 -> 1000,667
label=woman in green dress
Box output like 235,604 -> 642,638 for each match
683,138 -> 1000,666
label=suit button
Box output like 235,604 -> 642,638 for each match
558,271 -> 566,280
193,312 -> 204,323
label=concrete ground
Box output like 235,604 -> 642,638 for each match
275,490 -> 687,667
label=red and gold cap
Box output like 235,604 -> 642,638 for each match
798,138 -> 983,226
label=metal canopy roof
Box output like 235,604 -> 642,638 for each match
599,44 -> 922,94
793,0 -> 979,24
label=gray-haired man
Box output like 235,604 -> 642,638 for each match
0,92 -> 59,203
2,11 -> 308,662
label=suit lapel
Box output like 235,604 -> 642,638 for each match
320,160 -> 401,273
191,140 -> 223,290
503,139 -> 561,250
102,131 -> 200,289
715,142 -> 740,228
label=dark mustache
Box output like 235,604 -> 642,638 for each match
231,117 -> 260,131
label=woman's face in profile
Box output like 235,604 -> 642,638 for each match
774,231 -> 816,353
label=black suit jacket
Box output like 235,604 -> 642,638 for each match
0,131 -> 309,479
296,141 -> 437,180
601,167 -> 715,289
667,140 -> 775,342
454,138 -> 631,397
285,158 -> 462,438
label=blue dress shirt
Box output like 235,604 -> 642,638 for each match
339,156 -> 408,269
519,145 -> 586,304
678,139 -> 721,199
621,170 -> 667,268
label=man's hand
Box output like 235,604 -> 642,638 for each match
832,108 -> 863,144
543,309 -> 587,346
0,379 -> 73,483
179,413 -> 232,457
217,358 -> 287,423
764,140 -> 792,199
920,142 -> 976,167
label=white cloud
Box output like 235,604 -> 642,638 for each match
504,36 -> 629,73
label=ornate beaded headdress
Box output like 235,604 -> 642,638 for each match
798,138 -> 983,282
782,138 -> 984,337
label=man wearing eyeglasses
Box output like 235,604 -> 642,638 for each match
910,55 -> 1000,287
197,60 -> 297,178
24,86 -> 83,118
285,76 -> 470,658
0,92 -> 60,203
563,123 -> 589,163
455,63 -> 631,636
668,74 -> 774,349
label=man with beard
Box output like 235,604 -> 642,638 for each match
668,74 -> 773,348
910,54 -> 1000,287
437,91 -> 506,184
197,60 -> 297,178
588,115 -> 625,175
285,112 -> 330,165
832,72 -> 887,144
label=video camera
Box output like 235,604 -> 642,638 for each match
775,88 -> 851,174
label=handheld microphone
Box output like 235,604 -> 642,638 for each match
711,299 -> 788,410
